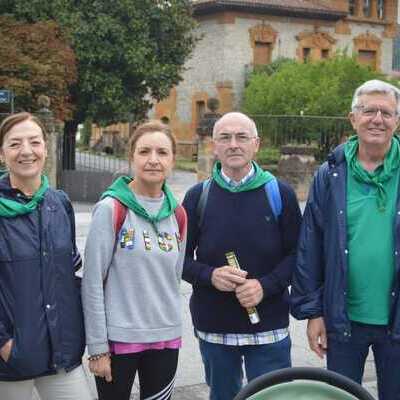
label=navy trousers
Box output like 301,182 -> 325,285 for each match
327,321 -> 400,400
199,336 -> 291,400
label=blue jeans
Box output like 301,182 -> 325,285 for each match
327,321 -> 400,400
198,336 -> 291,400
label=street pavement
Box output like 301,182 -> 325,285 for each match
34,170 -> 378,399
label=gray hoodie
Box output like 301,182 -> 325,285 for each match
82,195 -> 186,355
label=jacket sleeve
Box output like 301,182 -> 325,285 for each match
81,199 -> 116,355
182,185 -> 214,287
174,211 -> 188,282
290,167 -> 327,320
258,182 -> 302,298
56,190 -> 82,272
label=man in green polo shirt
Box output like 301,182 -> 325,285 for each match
291,79 -> 400,400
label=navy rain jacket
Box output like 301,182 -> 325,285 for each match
0,176 -> 85,381
290,144 -> 400,342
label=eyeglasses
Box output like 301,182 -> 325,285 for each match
214,133 -> 257,144
355,106 -> 397,120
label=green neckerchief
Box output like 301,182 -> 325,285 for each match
212,161 -> 274,192
0,175 -> 49,218
344,135 -> 400,212
101,176 -> 178,233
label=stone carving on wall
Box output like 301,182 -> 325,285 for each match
296,31 -> 336,61
296,31 -> 336,49
353,32 -> 382,70
249,23 -> 278,47
353,32 -> 382,50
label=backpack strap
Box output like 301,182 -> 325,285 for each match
196,178 -> 211,228
113,199 -> 128,238
196,177 -> 283,226
265,178 -> 282,220
174,204 -> 187,239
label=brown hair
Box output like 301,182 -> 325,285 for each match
128,120 -> 176,160
0,112 -> 47,147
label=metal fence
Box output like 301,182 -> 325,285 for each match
0,113 -> 370,170
75,150 -> 130,174
252,115 -> 353,161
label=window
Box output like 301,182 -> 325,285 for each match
349,0 -> 356,15
377,0 -> 385,19
254,42 -> 272,66
303,48 -> 311,62
393,36 -> 400,71
196,101 -> 206,125
358,50 -> 377,70
321,49 -> 329,59
363,0 -> 371,17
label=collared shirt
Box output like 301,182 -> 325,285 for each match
221,164 -> 255,187
195,328 -> 289,346
197,163 -> 289,346
346,161 -> 399,325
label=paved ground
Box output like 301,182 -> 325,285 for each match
33,170 -> 378,399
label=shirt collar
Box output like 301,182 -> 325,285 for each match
221,164 -> 255,188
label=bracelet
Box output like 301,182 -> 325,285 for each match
88,352 -> 111,361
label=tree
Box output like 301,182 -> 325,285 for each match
79,118 -> 92,149
252,57 -> 295,77
243,53 -> 392,117
0,15 -> 77,119
1,0 -> 198,168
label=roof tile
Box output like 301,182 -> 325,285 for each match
192,0 -> 347,15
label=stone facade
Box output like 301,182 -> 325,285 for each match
92,1 -> 399,156
151,0 -> 398,142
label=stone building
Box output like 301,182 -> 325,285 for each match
92,0 -> 399,152
153,0 -> 398,142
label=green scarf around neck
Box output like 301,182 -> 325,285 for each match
212,161 -> 274,192
0,175 -> 49,217
101,176 -> 178,233
344,135 -> 400,212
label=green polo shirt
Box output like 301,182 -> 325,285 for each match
346,163 -> 399,325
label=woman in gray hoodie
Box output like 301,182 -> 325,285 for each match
82,120 -> 187,400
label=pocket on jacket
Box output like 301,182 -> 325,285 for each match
2,332 -> 50,378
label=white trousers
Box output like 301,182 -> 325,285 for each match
0,365 -> 93,400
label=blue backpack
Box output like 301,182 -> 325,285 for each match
196,178 -> 282,228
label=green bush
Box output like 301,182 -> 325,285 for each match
256,146 -> 280,165
243,53 -> 397,118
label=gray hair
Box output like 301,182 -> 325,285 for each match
212,112 -> 258,138
351,79 -> 400,115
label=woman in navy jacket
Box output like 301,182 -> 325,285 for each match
0,113 -> 91,400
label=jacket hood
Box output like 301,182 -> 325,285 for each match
327,143 -> 346,169
0,174 -> 15,197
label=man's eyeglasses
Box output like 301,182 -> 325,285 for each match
214,133 -> 256,144
355,106 -> 397,120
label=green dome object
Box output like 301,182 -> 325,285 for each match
248,380 -> 359,400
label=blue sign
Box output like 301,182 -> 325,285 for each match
0,90 -> 11,104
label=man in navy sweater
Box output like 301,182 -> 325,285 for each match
182,112 -> 302,400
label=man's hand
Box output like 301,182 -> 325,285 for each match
0,339 -> 12,362
307,317 -> 327,359
235,279 -> 263,308
89,355 -> 112,382
211,266 -> 247,292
